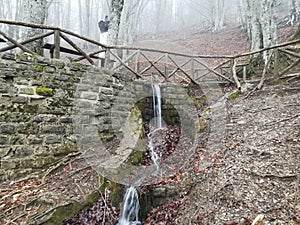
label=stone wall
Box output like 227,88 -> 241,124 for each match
0,52 -> 121,181
0,52 -> 198,181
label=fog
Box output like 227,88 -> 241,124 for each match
0,0 -> 294,46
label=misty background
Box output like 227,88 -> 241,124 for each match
0,0 -> 295,46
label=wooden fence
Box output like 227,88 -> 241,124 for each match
1,19 -> 300,89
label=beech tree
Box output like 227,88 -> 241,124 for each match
107,0 -> 124,45
118,0 -> 149,45
288,0 -> 300,25
22,0 -> 47,55
209,0 -> 226,32
244,0 -> 278,52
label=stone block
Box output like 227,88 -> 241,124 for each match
1,53 -> 15,60
0,160 -> 17,169
45,66 -> 56,73
32,115 -> 44,123
45,135 -> 62,144
28,136 -> 43,145
42,125 -> 66,134
12,96 -> 29,104
0,135 -> 9,145
19,87 -> 34,95
17,123 -> 39,135
10,134 -> 26,145
15,146 -> 33,157
100,87 -> 113,95
0,124 -> 16,134
81,92 -> 98,100
59,116 -> 73,123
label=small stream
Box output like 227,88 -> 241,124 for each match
117,83 -> 163,225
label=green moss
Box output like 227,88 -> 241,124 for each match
73,62 -> 81,67
42,177 -> 123,225
191,95 -> 207,108
34,64 -> 46,72
290,24 -> 300,41
22,104 -> 39,113
127,149 -> 145,166
36,86 -> 53,96
16,53 -> 37,62
227,90 -> 242,100
197,116 -> 207,132
41,191 -> 100,225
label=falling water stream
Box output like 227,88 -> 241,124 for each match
152,84 -> 162,128
117,83 -> 162,225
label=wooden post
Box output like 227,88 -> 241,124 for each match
231,58 -> 241,89
135,50 -> 140,74
53,30 -> 60,59
164,53 -> 169,81
191,57 -> 195,80
243,65 -> 247,82
104,48 -> 111,68
274,49 -> 279,77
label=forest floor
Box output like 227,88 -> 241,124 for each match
135,24 -> 300,225
1,23 -> 299,225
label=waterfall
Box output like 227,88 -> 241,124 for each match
152,84 -> 162,128
117,187 -> 141,225
149,83 -> 163,170
147,131 -> 160,170
117,83 -> 163,225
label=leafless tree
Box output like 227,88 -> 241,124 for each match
22,0 -> 47,55
108,0 -> 124,45
243,0 -> 278,52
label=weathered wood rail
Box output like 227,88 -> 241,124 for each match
1,19 -> 300,88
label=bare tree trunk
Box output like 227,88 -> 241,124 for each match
22,0 -> 47,55
289,0 -> 300,24
213,0 -> 226,32
245,0 -> 278,52
108,0 -> 124,45
78,0 -> 83,35
65,0 -> 71,30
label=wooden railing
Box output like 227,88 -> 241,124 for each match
1,19 -> 300,88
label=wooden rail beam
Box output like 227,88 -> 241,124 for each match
138,54 -> 165,76
0,31 -> 36,55
194,58 -> 234,83
59,32 -> 95,65
109,50 -> 143,79
112,50 -> 137,71
139,51 -> 166,80
0,31 -> 54,52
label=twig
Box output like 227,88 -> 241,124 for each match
251,171 -> 298,180
41,151 -> 81,183
263,114 -> 300,126
4,213 -> 26,225
101,188 -> 107,225
75,183 -> 85,196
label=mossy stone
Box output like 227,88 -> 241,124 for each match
19,87 -> 34,95
36,86 -> 53,96
227,89 -> 242,100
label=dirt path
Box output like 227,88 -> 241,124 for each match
179,81 -> 300,224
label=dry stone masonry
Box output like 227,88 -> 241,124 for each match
0,52 -> 196,182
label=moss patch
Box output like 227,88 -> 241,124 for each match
36,86 -> 53,96
227,89 -> 242,100
34,64 -> 46,72
41,191 -> 101,225
42,177 -> 124,225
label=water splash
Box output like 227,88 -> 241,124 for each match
117,186 -> 141,225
